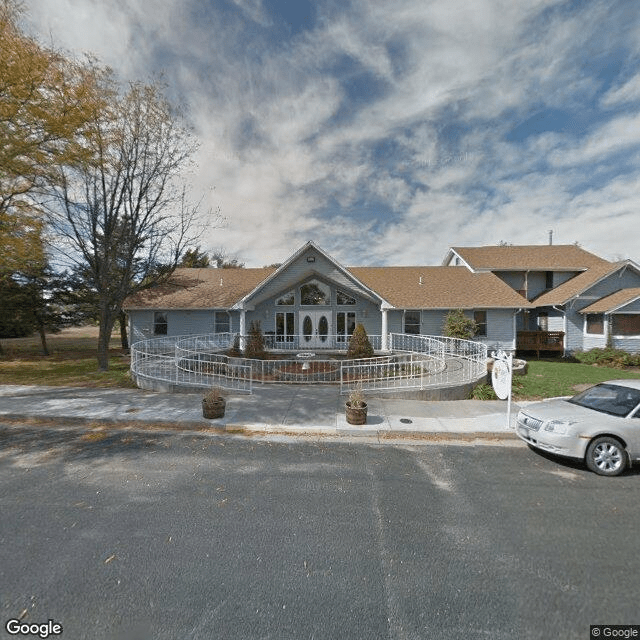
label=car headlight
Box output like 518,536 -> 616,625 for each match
544,420 -> 577,434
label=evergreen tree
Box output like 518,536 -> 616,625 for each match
347,323 -> 375,359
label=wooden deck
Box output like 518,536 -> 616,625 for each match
517,331 -> 565,358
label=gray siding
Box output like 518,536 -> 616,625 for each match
248,245 -> 377,307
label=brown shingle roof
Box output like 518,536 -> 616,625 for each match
123,267 -> 275,310
580,288 -> 640,314
534,261 -> 625,306
124,265 -> 531,310
348,266 -> 531,309
450,245 -> 609,271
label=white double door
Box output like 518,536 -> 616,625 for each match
299,310 -> 332,348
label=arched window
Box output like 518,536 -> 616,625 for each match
300,280 -> 330,305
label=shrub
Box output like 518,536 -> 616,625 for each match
227,334 -> 242,357
573,348 -> 640,368
471,384 -> 497,400
347,323 -> 375,359
244,321 -> 266,360
443,309 -> 477,340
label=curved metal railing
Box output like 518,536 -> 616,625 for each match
130,332 -> 488,394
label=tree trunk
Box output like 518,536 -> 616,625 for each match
97,306 -> 116,371
38,324 -> 50,356
119,310 -> 129,350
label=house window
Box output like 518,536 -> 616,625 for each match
537,312 -> 548,332
474,311 -> 487,337
404,311 -> 421,335
337,289 -> 356,305
214,311 -> 230,333
153,312 -> 168,335
276,312 -> 295,342
545,271 -> 554,289
585,314 -> 604,335
300,280 -> 330,305
337,312 -> 356,342
276,290 -> 295,305
612,314 -> 640,336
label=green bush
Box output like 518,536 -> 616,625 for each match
443,309 -> 477,340
573,348 -> 640,368
244,321 -> 266,360
471,384 -> 497,400
347,323 -> 375,359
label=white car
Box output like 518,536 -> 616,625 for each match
516,379 -> 640,476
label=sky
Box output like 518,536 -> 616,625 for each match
21,0 -> 640,267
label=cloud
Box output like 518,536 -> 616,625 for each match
21,0 -> 640,268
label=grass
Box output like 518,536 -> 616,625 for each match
512,359 -> 640,400
0,327 -> 136,388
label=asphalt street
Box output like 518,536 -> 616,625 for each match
0,424 -> 639,640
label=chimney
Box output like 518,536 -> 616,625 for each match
548,230 -> 553,245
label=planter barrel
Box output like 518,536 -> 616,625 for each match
202,397 -> 226,419
345,401 -> 368,425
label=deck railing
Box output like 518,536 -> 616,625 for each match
517,331 -> 565,357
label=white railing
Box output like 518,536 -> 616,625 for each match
262,334 -> 382,351
129,332 -> 487,394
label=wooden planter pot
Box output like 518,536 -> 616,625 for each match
202,397 -> 226,419
345,401 -> 368,425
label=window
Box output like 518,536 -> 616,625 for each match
337,312 -> 356,342
276,290 -> 294,305
586,313 -> 604,335
612,314 -> 640,336
337,289 -> 356,305
153,312 -> 168,335
300,280 -> 330,305
545,271 -> 554,289
537,312 -> 548,332
404,311 -> 420,335
276,312 -> 295,342
474,310 -> 487,337
214,311 -> 230,333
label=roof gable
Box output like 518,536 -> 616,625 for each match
580,288 -> 640,314
239,241 -> 386,308
535,260 -> 640,307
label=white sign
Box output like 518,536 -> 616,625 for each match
491,350 -> 514,429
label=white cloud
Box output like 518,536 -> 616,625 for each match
20,0 -> 640,267
601,73 -> 640,107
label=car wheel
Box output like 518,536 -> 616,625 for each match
585,436 -> 627,476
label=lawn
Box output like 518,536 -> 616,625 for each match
0,327 -> 136,388
512,359 -> 640,400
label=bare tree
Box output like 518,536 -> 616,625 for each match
45,72 -> 209,370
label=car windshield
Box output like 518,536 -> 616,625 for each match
568,383 -> 640,417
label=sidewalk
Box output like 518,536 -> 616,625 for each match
0,384 -> 523,441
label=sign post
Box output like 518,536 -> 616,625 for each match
491,350 -> 513,429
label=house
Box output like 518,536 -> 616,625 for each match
443,244 -> 640,354
123,241 -> 640,355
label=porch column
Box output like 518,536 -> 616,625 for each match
239,309 -> 246,351
381,307 -> 389,351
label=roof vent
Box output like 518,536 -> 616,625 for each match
220,278 -> 223,287
419,276 -> 423,285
